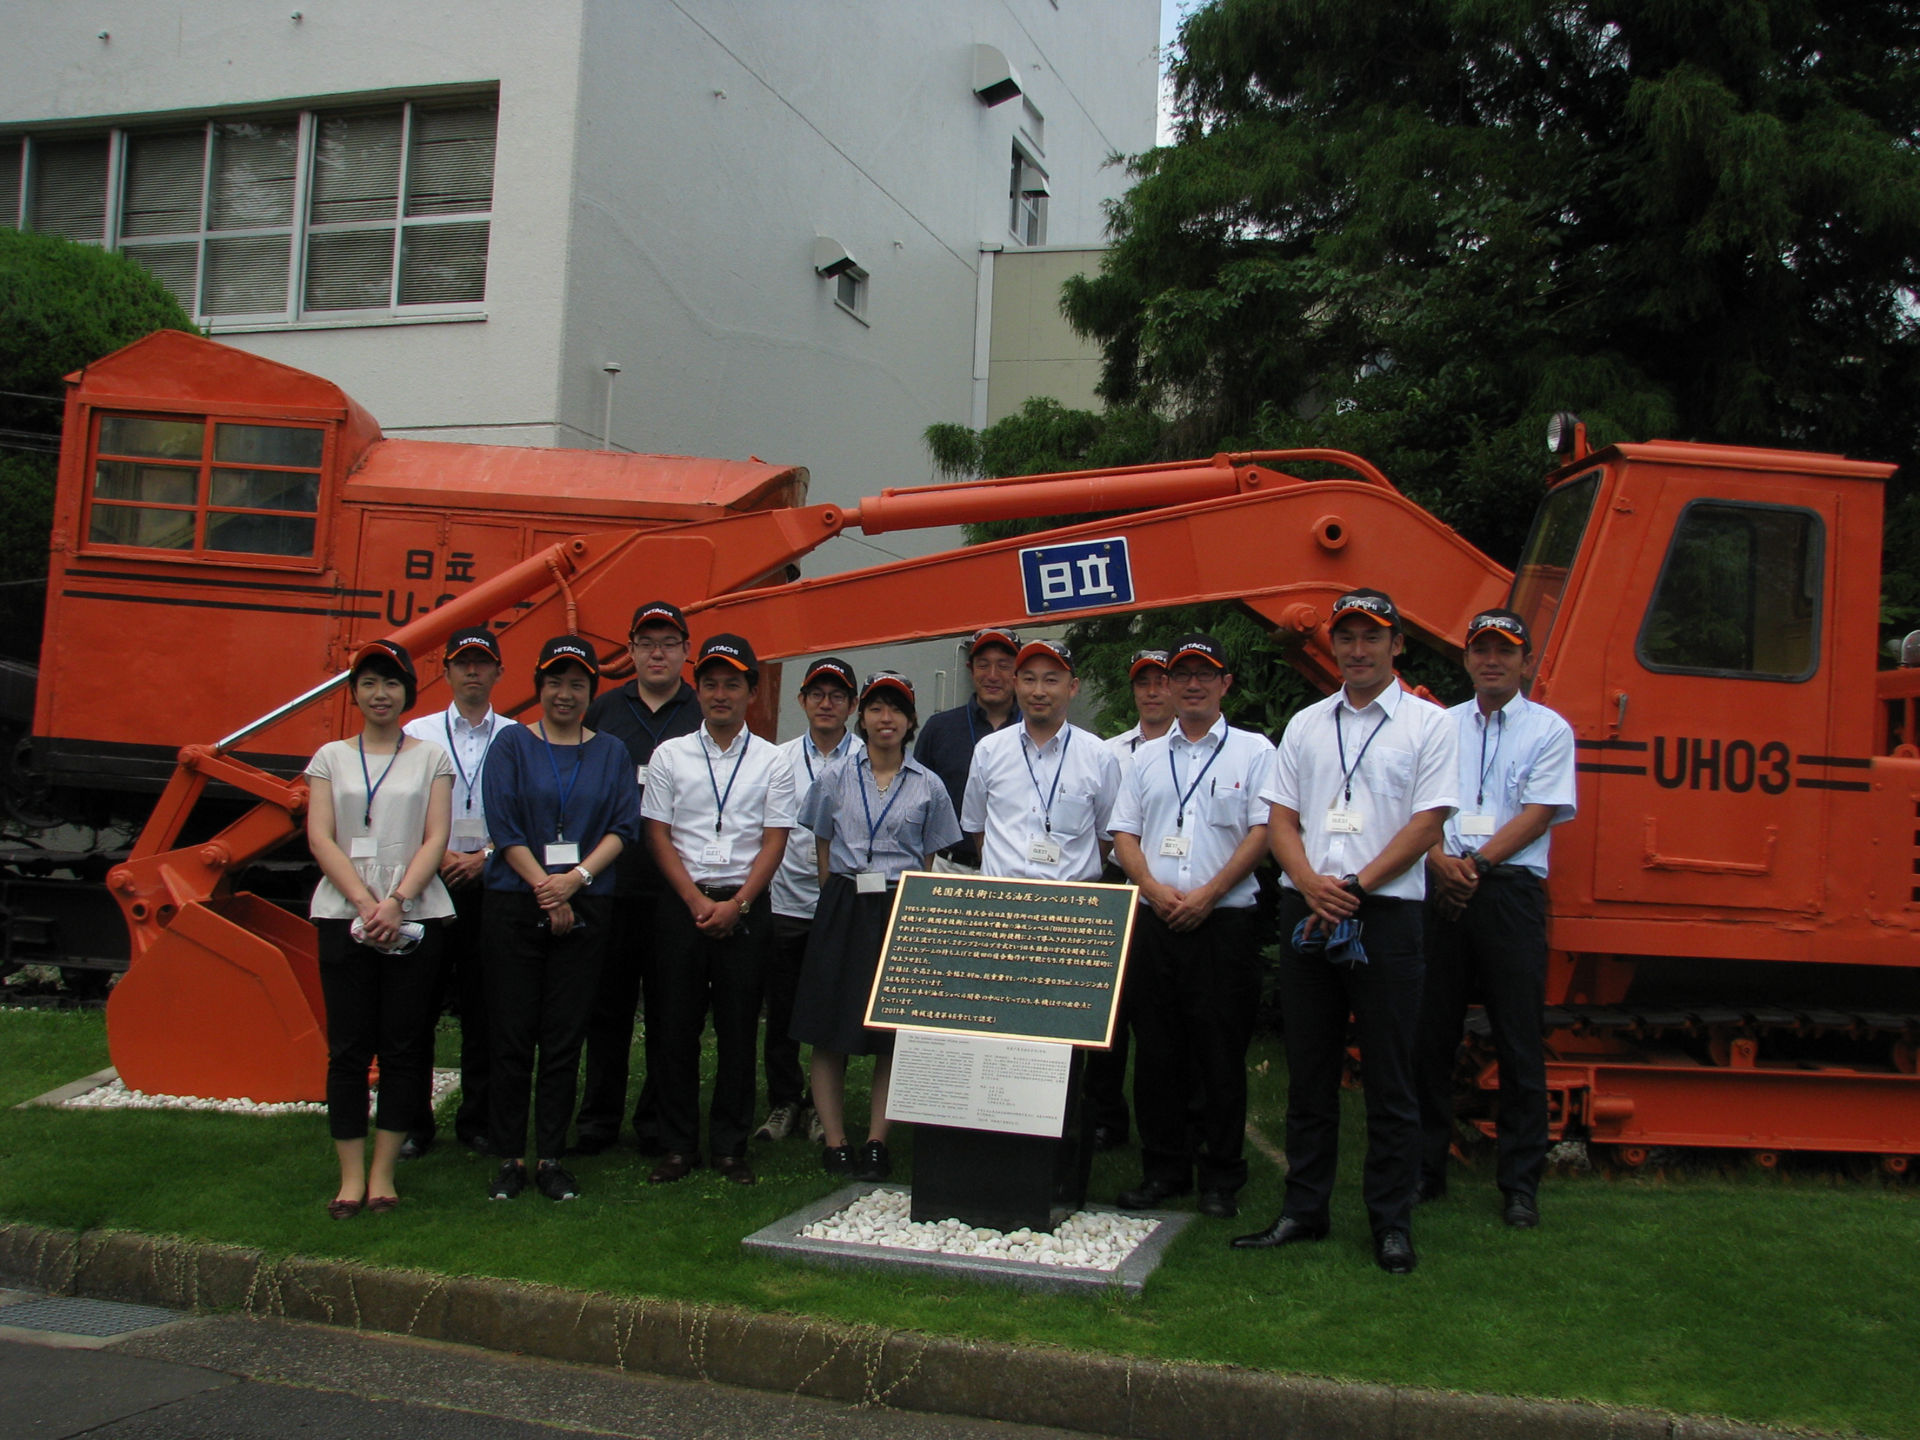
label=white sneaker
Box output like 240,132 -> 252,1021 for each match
753,1102 -> 799,1142
806,1107 -> 826,1144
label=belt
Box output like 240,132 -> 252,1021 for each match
697,883 -> 744,901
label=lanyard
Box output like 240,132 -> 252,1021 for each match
537,722 -> 584,841
357,734 -> 402,829
702,729 -> 749,835
857,756 -> 907,866
1021,727 -> 1071,834
444,710 -> 495,813
1168,731 -> 1225,832
802,733 -> 843,783
625,689 -> 689,750
1334,704 -> 1392,805
1476,708 -> 1506,809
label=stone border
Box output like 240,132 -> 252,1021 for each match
741,1182 -> 1191,1296
0,1220 -> 1783,1440
18,1067 -> 118,1108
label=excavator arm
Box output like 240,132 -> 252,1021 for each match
107,448 -> 1511,1100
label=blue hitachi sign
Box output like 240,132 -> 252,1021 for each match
1019,538 -> 1134,615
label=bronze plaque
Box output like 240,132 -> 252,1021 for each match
865,872 -> 1137,1046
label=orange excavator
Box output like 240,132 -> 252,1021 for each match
40,333 -> 1920,1165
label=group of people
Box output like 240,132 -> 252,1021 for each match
307,587 -> 1575,1278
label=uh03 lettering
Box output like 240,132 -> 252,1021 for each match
1578,737 -> 1872,794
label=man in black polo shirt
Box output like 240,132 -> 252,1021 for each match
911,627 -> 1020,872
571,600 -> 702,1156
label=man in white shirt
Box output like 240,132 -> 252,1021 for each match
1417,609 -> 1576,1229
758,657 -> 862,1145
1105,649 -> 1175,759
961,639 -> 1121,883
400,627 -> 504,1158
1109,634 -> 1274,1220
1235,589 -> 1458,1275
1087,646 -> 1175,1151
642,634 -> 794,1187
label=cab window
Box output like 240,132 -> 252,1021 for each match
1637,501 -> 1822,680
87,414 -> 324,561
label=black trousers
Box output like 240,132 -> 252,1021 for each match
575,891 -> 661,1145
764,915 -> 811,1111
316,919 -> 443,1141
1416,869 -> 1551,1199
652,887 -> 771,1160
484,891 -> 610,1161
1276,891 -> 1425,1237
442,881 -> 491,1144
1130,906 -> 1263,1194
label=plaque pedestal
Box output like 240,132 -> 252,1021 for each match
909,1050 -> 1092,1232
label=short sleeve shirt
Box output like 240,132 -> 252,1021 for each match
642,725 -> 796,888
403,704 -> 500,853
1441,693 -> 1577,875
800,754 -> 962,881
1109,716 -> 1275,908
307,736 -> 456,920
961,721 -> 1121,882
769,729 -> 864,917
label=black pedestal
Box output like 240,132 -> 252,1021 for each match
909,1049 -> 1092,1232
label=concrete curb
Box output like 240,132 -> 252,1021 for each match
0,1220 -> 1784,1440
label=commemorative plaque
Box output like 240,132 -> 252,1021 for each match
864,873 -> 1135,1044
868,873 -> 1136,1231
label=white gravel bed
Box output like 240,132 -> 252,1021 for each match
800,1186 -> 1158,1271
57,1068 -> 460,1117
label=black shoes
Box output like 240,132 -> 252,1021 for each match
488,1161 -> 526,1201
458,1130 -> 496,1156
535,1161 -> 581,1201
1374,1229 -> 1417,1274
649,1152 -> 697,1184
1116,1178 -> 1191,1211
712,1154 -> 757,1186
1197,1190 -> 1238,1219
1089,1124 -> 1126,1153
1503,1192 -> 1541,1229
852,1140 -> 891,1182
1229,1215 -> 1327,1250
1414,1175 -> 1447,1204
398,1133 -> 432,1161
823,1144 -> 854,1176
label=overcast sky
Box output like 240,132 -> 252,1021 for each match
1157,0 -> 1190,144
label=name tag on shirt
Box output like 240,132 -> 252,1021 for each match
545,842 -> 581,867
349,836 -> 378,859
1458,814 -> 1497,837
1027,836 -> 1063,866
1159,834 -> 1191,858
854,870 -> 887,894
1325,807 -> 1364,835
702,839 -> 731,868
636,763 -> 649,788
451,818 -> 488,843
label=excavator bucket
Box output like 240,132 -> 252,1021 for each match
105,892 -> 326,1103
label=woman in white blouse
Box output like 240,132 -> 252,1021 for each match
305,640 -> 454,1218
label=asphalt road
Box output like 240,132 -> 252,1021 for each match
0,1289 -> 1112,1440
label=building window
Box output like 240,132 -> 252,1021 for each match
1009,144 -> 1047,246
87,412 -> 326,562
834,266 -> 868,319
0,96 -> 496,324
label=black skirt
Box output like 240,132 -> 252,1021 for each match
788,872 -> 897,1056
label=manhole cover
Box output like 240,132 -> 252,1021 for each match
0,1297 -> 183,1337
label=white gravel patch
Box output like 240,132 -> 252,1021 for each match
801,1186 -> 1158,1271
57,1068 -> 460,1117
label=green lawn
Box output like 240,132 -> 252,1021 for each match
2,1006 -> 1914,1438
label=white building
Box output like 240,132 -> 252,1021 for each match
0,1 -> 1155,708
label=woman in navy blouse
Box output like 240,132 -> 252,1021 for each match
480,636 -> 639,1201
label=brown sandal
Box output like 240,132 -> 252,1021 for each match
366,1194 -> 400,1214
327,1196 -> 364,1220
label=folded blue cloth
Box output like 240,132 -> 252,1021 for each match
1289,914 -> 1368,967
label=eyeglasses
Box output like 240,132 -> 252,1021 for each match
800,686 -> 851,704
630,637 -> 687,655
1167,667 -> 1223,684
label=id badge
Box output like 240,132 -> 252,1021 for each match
1159,834 -> 1191,858
1458,813 -> 1497,837
1325,807 -> 1364,835
1027,836 -> 1063,866
702,839 -> 731,867
854,870 -> 887,894
349,836 -> 378,860
635,762 -> 650,788
545,842 -> 581,867
451,818 -> 488,843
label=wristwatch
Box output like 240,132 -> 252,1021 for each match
1339,873 -> 1366,901
389,891 -> 416,914
1469,850 -> 1494,878
574,865 -> 595,887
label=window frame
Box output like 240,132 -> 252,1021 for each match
1633,497 -> 1826,683
1008,141 -> 1047,247
0,91 -> 495,327
81,410 -> 333,573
